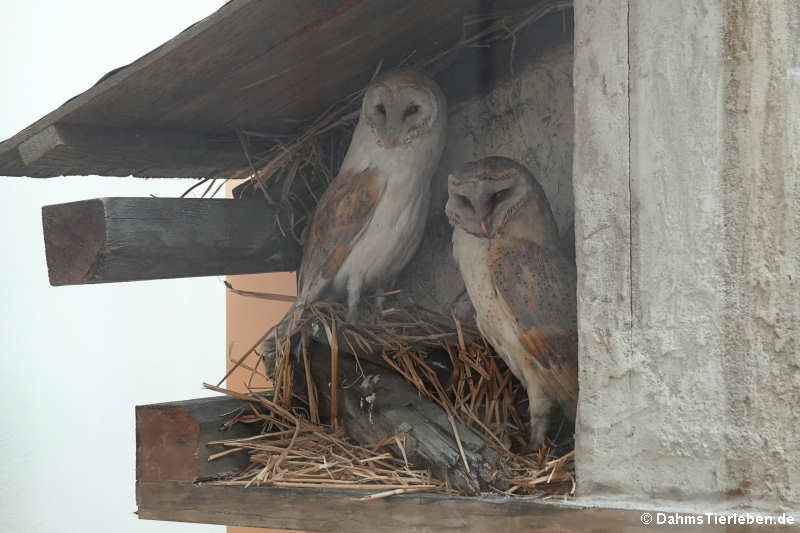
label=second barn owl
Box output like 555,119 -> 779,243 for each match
280,69 -> 447,332
446,156 -> 578,445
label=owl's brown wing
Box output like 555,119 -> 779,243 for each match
297,167 -> 382,300
489,239 -> 579,417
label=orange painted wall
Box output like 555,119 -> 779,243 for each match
225,271 -> 294,394
225,271 -> 294,533
225,182 -> 314,533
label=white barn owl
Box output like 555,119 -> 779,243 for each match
279,69 -> 447,333
446,156 -> 578,445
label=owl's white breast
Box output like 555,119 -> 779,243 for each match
332,137 -> 441,296
451,228 -> 537,389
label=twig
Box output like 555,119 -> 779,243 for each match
356,486 -> 434,501
180,178 -> 211,198
447,410 -> 470,474
224,280 -> 296,302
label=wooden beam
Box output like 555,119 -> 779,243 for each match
136,396 -> 259,483
41,197 -> 301,285
18,124 -> 247,179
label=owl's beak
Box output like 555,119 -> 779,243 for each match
386,136 -> 398,148
481,219 -> 490,237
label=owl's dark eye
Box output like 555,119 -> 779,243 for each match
403,104 -> 420,118
457,194 -> 473,210
490,188 -> 512,205
375,103 -> 386,116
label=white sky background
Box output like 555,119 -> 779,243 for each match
0,2 -> 228,532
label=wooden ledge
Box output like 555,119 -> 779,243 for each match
135,395 -> 778,532
136,482 -> 655,532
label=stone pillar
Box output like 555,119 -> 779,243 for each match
574,0 -> 800,512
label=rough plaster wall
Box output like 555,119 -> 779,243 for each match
719,0 -> 800,511
627,0 -> 730,500
572,0 -> 634,500
399,37 -> 574,314
574,0 -> 800,512
438,44 -> 575,235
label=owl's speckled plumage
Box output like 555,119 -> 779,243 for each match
285,70 -> 447,329
446,156 -> 578,445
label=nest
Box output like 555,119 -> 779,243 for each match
199,0 -> 575,501
203,383 -> 441,499
206,302 -> 575,499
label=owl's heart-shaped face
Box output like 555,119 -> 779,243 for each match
362,75 -> 442,149
446,156 -> 559,246
445,158 -> 530,238
446,173 -> 523,238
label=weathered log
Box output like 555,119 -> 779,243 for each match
302,341 -> 508,496
41,197 -> 301,285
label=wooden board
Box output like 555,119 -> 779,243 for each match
135,482 -> 699,533
0,0 -> 466,179
41,197 -> 301,285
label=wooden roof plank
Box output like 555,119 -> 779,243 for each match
0,0 -> 466,179
60,0 -> 348,132
159,0 -> 464,130
19,124 -> 248,179
0,0 -> 259,174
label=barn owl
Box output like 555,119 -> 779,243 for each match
446,157 -> 578,445
274,69 -> 447,341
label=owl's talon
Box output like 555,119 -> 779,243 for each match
528,416 -> 549,448
375,291 -> 385,316
345,307 -> 360,325
345,300 -> 380,326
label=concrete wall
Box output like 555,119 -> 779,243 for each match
574,0 -> 800,513
437,42 -> 575,236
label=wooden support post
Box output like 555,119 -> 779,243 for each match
41,197 -> 301,285
18,124 -> 248,178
